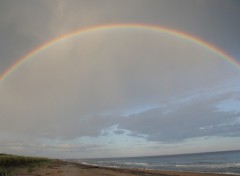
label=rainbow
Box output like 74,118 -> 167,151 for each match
0,23 -> 239,81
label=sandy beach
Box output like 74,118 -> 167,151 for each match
9,160 -> 237,176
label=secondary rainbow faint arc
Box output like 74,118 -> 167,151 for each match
0,23 -> 239,81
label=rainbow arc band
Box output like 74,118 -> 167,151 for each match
0,24 -> 238,82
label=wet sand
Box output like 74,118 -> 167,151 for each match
9,160 -> 236,176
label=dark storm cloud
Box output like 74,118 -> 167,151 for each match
0,0 -> 239,74
0,0 -> 57,72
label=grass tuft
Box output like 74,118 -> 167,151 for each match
0,153 -> 50,175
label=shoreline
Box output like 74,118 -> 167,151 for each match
9,159 -> 239,176
77,162 -> 240,176
67,159 -> 240,176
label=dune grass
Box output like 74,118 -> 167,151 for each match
0,153 -> 50,175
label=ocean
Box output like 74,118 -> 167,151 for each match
70,150 -> 240,175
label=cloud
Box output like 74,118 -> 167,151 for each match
1,29 -> 239,141
119,88 -> 240,142
216,96 -> 240,113
0,0 -> 60,73
0,18 -> 240,157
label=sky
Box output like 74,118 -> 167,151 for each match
0,0 -> 240,159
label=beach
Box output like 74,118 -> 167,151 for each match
9,160 -> 237,176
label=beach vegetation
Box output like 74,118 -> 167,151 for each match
0,153 -> 50,175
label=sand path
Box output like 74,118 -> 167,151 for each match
10,161 -> 148,176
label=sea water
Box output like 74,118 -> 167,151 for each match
70,150 -> 240,175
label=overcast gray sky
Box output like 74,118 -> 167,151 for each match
0,0 -> 240,159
